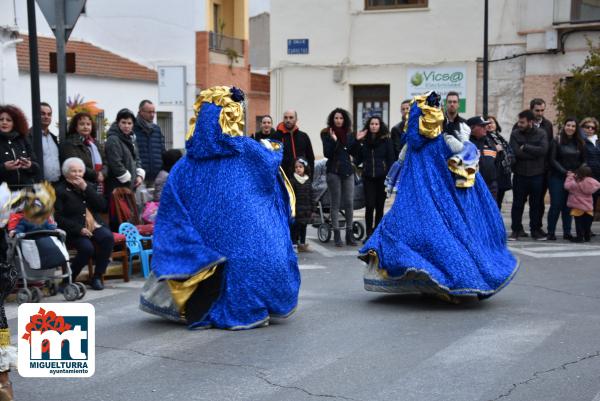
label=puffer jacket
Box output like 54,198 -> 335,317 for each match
585,137 -> 600,180
0,132 -> 40,190
355,132 -> 396,178
104,124 -> 145,194
134,118 -> 165,182
291,175 -> 313,225
564,174 -> 600,212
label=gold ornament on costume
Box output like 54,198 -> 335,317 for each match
0,182 -> 55,227
186,86 -> 245,141
412,93 -> 444,139
447,158 -> 478,188
22,182 -> 56,225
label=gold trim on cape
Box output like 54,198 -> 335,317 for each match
167,264 -> 221,312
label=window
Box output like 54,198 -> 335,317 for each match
365,0 -> 427,11
157,112 -> 173,150
554,0 -> 600,23
571,0 -> 600,22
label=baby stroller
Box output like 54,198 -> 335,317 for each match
311,159 -> 366,243
7,229 -> 84,303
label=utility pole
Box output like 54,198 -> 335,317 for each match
27,0 -> 43,179
483,0 -> 489,117
55,0 -> 67,143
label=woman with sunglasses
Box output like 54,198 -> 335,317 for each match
581,117 -> 600,225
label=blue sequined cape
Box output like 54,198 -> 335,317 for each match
359,102 -> 518,298
140,101 -> 300,329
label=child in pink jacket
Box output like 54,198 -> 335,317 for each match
564,164 -> 600,242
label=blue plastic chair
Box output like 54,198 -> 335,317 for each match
118,222 -> 153,278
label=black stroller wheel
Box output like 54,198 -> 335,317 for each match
16,288 -> 32,304
352,221 -> 365,241
63,284 -> 80,302
31,287 -> 43,303
74,282 -> 86,300
318,223 -> 332,243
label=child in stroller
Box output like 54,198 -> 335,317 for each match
311,159 -> 366,243
6,183 -> 84,303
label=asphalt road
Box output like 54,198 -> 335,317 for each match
7,227 -> 600,401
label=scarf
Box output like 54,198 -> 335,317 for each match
588,134 -> 598,145
83,136 -> 103,170
332,126 -> 347,146
294,173 -> 309,184
136,114 -> 153,135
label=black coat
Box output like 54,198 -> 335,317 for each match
549,138 -> 585,177
59,134 -> 99,183
291,176 -> 313,225
321,129 -> 361,178
355,133 -> 396,178
54,180 -> 107,239
470,134 -> 498,185
488,131 -> 513,191
390,120 -> 406,159
509,127 -> 549,177
0,132 -> 40,190
585,137 -> 600,181
252,128 -> 276,141
273,125 -> 315,179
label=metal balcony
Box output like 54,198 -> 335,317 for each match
209,32 -> 244,56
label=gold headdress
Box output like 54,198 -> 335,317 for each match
186,86 -> 245,141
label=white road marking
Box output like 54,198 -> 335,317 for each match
299,264 -> 327,270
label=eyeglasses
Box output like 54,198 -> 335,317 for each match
583,125 -> 597,130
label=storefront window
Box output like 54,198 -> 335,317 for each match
554,0 -> 600,23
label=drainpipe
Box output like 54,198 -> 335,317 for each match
0,37 -> 23,104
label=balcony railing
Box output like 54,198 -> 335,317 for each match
209,32 -> 244,57
554,0 -> 600,24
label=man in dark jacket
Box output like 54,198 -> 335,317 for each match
273,110 -> 315,179
468,116 -> 497,198
134,100 -> 165,183
390,99 -> 411,158
509,110 -> 549,241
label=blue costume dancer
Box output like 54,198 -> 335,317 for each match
359,92 -> 518,302
140,86 -> 300,329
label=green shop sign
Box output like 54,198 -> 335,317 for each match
407,67 -> 467,113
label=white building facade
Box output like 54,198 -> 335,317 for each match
0,0 -> 208,149
271,0 -> 600,154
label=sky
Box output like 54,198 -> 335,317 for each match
249,0 -> 270,16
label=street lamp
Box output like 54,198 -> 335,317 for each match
483,0 -> 489,117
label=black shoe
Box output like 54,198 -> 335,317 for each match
517,229 -> 529,238
508,232 -> 519,241
531,230 -> 547,240
346,233 -> 357,246
569,236 -> 584,243
90,277 -> 104,291
546,233 -> 556,241
563,233 -> 574,241
591,231 -> 596,237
